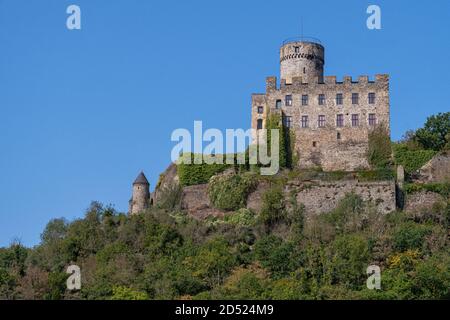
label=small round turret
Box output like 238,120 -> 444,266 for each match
129,171 -> 150,215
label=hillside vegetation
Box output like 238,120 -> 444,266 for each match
0,112 -> 449,300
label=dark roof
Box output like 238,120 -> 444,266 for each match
133,171 -> 149,185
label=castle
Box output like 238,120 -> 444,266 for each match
129,37 -> 395,215
251,38 -> 390,171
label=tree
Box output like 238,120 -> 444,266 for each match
367,124 -> 392,168
415,112 -> 450,151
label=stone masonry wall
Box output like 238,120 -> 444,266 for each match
181,179 -> 396,218
286,179 -> 396,215
252,75 -> 390,171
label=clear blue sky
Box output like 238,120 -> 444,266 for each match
0,0 -> 449,247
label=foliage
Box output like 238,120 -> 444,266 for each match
208,174 -> 257,211
177,153 -> 230,186
392,221 -> 433,252
392,143 -> 436,174
1,191 -> 449,300
404,183 -> 450,197
356,168 -> 395,181
111,286 -> 149,300
415,112 -> 450,151
223,208 -> 257,227
259,185 -> 285,228
367,124 -> 392,168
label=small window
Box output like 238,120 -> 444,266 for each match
295,46 -> 300,53
257,106 -> 264,114
336,114 -> 344,127
312,141 -> 317,147
337,132 -> 341,140
285,95 -> 292,106
369,113 -> 377,126
257,119 -> 263,130
351,114 -> 359,127
368,93 -> 376,104
318,94 -> 325,105
336,93 -> 343,105
301,95 -> 308,106
301,115 -> 309,128
275,99 -> 282,109
352,93 -> 359,105
283,116 -> 292,128
318,115 -> 325,128
303,67 -> 306,74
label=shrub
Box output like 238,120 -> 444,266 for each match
208,174 -> 257,211
392,143 -> 436,173
259,185 -> 285,227
223,208 -> 257,226
367,124 -> 392,168
393,221 -> 433,252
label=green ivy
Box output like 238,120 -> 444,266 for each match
177,153 -> 231,186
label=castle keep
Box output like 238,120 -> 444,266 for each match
251,38 -> 390,171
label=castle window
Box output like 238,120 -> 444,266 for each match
336,93 -> 343,105
301,116 -> 309,128
313,141 -> 317,147
336,114 -> 344,127
283,116 -> 292,128
368,92 -> 376,104
257,119 -> 263,130
369,113 -> 377,126
301,95 -> 308,106
352,93 -> 359,104
285,95 -> 292,106
318,94 -> 325,105
295,46 -> 300,53
303,67 -> 306,74
351,114 -> 359,127
318,115 -> 325,128
257,106 -> 264,114
337,132 -> 341,140
275,100 -> 282,109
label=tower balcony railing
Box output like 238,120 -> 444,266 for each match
282,36 -> 322,46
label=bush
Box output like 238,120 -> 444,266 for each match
392,143 -> 436,173
367,124 -> 392,168
208,174 -> 257,211
393,221 -> 433,252
177,153 -> 230,186
259,186 -> 285,227
223,208 -> 257,227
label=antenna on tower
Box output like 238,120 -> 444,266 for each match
300,16 -> 304,41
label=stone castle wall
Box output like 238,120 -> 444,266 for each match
252,74 -> 390,171
182,179 -> 396,219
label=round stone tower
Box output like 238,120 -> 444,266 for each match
129,171 -> 150,215
280,38 -> 324,83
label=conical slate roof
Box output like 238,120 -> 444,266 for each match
133,171 -> 149,185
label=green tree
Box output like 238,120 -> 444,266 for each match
415,112 -> 450,151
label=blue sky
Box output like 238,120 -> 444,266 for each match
0,0 -> 449,247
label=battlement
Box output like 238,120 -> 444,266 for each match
266,74 -> 389,91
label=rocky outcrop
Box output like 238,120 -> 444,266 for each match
152,163 -> 179,204
414,151 -> 450,183
180,184 -> 225,219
